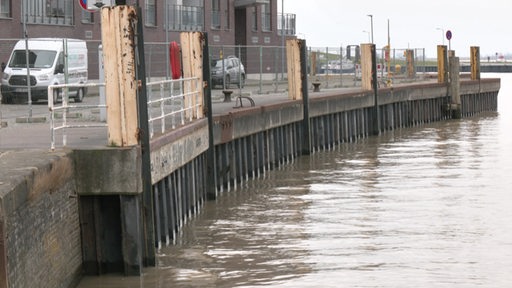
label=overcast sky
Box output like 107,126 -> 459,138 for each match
281,0 -> 511,58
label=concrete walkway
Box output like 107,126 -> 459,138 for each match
0,77 -> 432,151
0,86 -> 295,150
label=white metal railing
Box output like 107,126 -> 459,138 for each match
147,77 -> 202,139
48,77 -> 202,150
48,82 -> 107,151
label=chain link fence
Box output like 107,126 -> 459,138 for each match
209,45 -> 287,95
308,46 -> 429,89
1,38 -> 432,102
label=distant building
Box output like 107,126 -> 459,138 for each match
0,0 -> 296,78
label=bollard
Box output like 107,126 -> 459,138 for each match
222,90 -> 233,102
312,82 -> 321,92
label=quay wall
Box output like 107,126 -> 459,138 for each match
148,79 -> 500,250
0,151 -> 82,288
209,79 -> 499,195
0,79 -> 500,286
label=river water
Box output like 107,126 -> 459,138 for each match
78,73 -> 512,288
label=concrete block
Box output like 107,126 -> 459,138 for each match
73,147 -> 143,195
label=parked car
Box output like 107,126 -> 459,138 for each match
210,56 -> 245,89
1,38 -> 88,104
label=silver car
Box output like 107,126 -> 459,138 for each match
210,56 -> 245,89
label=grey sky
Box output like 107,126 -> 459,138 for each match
281,0 -> 511,58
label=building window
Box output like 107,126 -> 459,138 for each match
261,2 -> 271,32
167,0 -> 204,31
224,4 -> 230,30
145,0 -> 156,26
211,0 -> 220,29
0,0 -> 10,18
251,7 -> 257,31
81,9 -> 93,24
278,13 -> 295,36
22,0 -> 73,25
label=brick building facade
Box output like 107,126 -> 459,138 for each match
0,0 -> 296,78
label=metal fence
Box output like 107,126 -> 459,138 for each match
48,82 -> 107,150
209,45 -> 288,95
147,77 -> 202,138
308,46 -> 428,88
48,76 -> 202,150
1,38 -> 431,98
137,43 -> 290,95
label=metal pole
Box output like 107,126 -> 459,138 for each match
325,47 -> 329,88
98,44 -> 106,121
300,39 -> 311,156
134,5 -> 155,267
371,44 -> 379,135
281,0 -> 285,81
203,33 -> 217,200
221,46 -> 225,89
259,46 -> 263,94
238,47 -> 242,95
367,14 -> 374,44
165,0 -> 170,79
387,19 -> 391,83
339,45 -> 343,87
22,0 -> 32,120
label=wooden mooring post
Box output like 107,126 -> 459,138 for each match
471,46 -> 481,80
286,38 -> 311,155
361,44 -> 380,135
437,45 -> 448,83
101,6 -> 139,147
98,5 -> 152,275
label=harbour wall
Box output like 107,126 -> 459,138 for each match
0,151 -> 82,288
147,78 -> 500,263
0,78 -> 500,287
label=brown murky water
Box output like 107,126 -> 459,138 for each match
78,74 -> 512,287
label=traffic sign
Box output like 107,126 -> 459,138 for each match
79,0 -> 89,11
446,30 -> 452,41
79,0 -> 97,12
80,0 -> 115,12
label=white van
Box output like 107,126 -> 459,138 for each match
1,38 -> 88,104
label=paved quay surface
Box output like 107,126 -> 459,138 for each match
1,77 -> 431,152
0,85 -> 359,151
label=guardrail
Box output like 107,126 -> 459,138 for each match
147,77 -> 202,138
48,76 -> 202,150
48,82 -> 107,151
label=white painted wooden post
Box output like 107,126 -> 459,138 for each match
180,32 -> 205,120
101,6 -> 139,147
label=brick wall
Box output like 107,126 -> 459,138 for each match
0,152 -> 82,288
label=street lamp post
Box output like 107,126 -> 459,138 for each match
22,0 -> 32,120
281,0 -> 285,80
165,0 -> 169,79
436,28 -> 445,45
367,14 -> 374,44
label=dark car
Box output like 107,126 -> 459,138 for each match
210,56 -> 245,89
